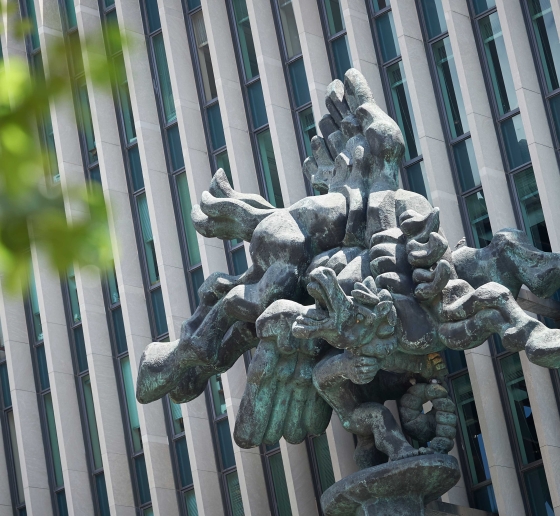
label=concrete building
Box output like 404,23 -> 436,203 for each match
0,0 -> 559,514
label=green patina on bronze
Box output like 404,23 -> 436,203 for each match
135,69 -> 560,515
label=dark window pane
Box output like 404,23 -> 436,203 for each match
528,0 -> 560,92
312,434 -> 335,492
472,0 -> 496,15
331,36 -> 352,81
167,124 -> 185,171
257,130 -> 284,207
387,61 -> 420,161
226,471 -> 244,516
37,344 -> 49,391
248,81 -> 268,129
187,0 -> 201,9
324,0 -> 345,35
145,0 -> 161,32
501,114 -> 530,169
405,161 -> 430,200
452,374 -> 491,485
299,107 -> 316,157
288,58 -> 311,108
501,353 -> 541,464
279,0 -> 302,58
77,79 -> 98,165
89,166 -> 101,184
151,288 -> 168,336
45,393 -> 64,487
473,484 -> 499,513
112,307 -> 128,355
216,151 -> 233,185
210,375 -> 227,416
191,267 -> 204,307
372,0 -> 391,12
107,265 -> 119,305
0,363 -> 11,408
525,466 -> 554,516
29,267 -> 43,342
69,32 -> 84,76
57,491 -> 68,516
153,33 -> 176,123
114,53 -> 136,144
376,11 -> 400,62
514,167 -> 551,252
8,412 -> 24,505
175,437 -> 194,487
74,326 -> 88,373
135,454 -> 152,504
128,146 -> 144,191
268,453 -> 292,515
232,246 -> 248,275
217,419 -> 236,469
67,267 -> 81,324
24,0 -> 40,50
64,0 -> 77,28
82,375 -> 103,469
192,11 -> 217,101
170,398 -> 184,435
421,0 -> 447,39
443,349 -> 466,374
548,92 -> 560,143
207,103 -> 226,150
465,190 -> 493,248
176,173 -> 202,265
453,137 -> 480,191
96,473 -> 110,516
184,489 -> 198,515
479,13 -> 517,115
121,357 -> 142,452
433,37 -> 469,138
232,0 -> 259,80
137,193 -> 159,284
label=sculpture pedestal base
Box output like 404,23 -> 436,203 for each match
321,454 -> 461,516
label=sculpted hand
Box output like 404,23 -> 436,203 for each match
343,350 -> 380,385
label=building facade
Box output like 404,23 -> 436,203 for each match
0,0 -> 560,514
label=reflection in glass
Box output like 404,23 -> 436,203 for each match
137,194 -> 159,284
44,393 -> 64,487
177,173 -> 202,266
421,0 -> 447,39
473,484 -> 499,513
279,0 -> 302,59
170,399 -> 184,435
115,54 -> 136,145
376,11 -> 400,62
128,146 -> 144,191
135,454 -> 151,504
77,79 -> 97,164
226,471 -> 244,516
465,190 -> 493,248
433,37 -> 469,138
29,267 -> 43,342
331,36 -> 352,80
257,130 -> 284,208
514,168 -> 551,252
406,161 -> 430,201
324,0 -> 345,35
184,489 -> 199,515
145,0 -> 161,32
372,0 -> 390,12
248,81 -> 268,129
269,453 -> 292,515
208,103 -> 226,150
153,34 -> 176,124
217,419 -> 236,469
82,375 -> 103,470
525,466 -> 554,516
151,288 -> 168,336
387,62 -> 420,161
232,0 -> 259,80
67,266 -> 81,323
210,374 -> 227,416
192,11 -> 217,101
548,93 -> 560,141
312,433 -> 335,492
479,13 -> 518,115
453,137 -> 480,192
289,58 -> 311,108
112,308 -> 127,355
175,437 -> 193,487
472,0 -> 496,15
501,114 -> 530,169
167,124 -> 185,171
121,356 -> 143,452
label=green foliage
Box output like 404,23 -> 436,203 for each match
0,11 -> 124,291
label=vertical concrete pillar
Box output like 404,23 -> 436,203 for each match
442,0 -> 517,232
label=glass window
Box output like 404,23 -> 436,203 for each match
454,137 -> 481,192
405,161 -> 430,201
501,114 -> 530,169
57,491 -> 69,516
29,267 -> 43,342
387,61 -> 420,161
465,190 -> 493,248
279,0 -> 302,59
74,326 -> 88,374
170,399 -> 184,435
176,173 -> 202,266
167,124 -> 185,171
421,0 -> 447,39
525,466 -> 554,516
67,266 -> 81,324
501,353 -> 541,464
77,79 -> 97,165
331,36 -> 352,81
210,375 -> 227,416
324,0 -> 345,35
216,151 -> 232,184
433,37 -> 469,138
268,453 -> 292,515
217,419 -> 236,469
137,194 -> 159,285
514,167 -> 551,252
42,111 -> 59,183
128,146 -> 144,192
548,92 -> 560,142
82,375 -> 103,470
191,267 -> 205,307
115,54 -> 136,145
473,485 -> 499,513
184,490 -> 199,515
232,246 -> 248,275
24,0 -> 40,50
288,58 -> 311,108
528,0 -> 560,93
187,0 -> 200,9
175,437 -> 194,487
226,471 -> 244,516
299,107 -> 316,157
0,362 -> 11,409
472,0 -> 496,15
443,349 -> 467,374
376,11 -> 400,62
134,454 -> 152,504
372,0 -> 390,11
7,412 -> 24,506
232,0 -> 259,80
207,103 -> 226,150
151,288 -> 168,336
44,393 -> 64,487
248,81 -> 268,129
257,130 -> 284,208
112,308 -> 127,355
95,473 -> 110,516
145,0 -> 161,32
37,344 -> 50,391
479,12 -> 518,115
192,11 -> 218,102
153,33 -> 176,124
121,356 -> 142,452
63,0 -> 77,28
312,434 -> 335,492
452,374 -> 491,485
107,265 -> 120,305
69,32 -> 84,76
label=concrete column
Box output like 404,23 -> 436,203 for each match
201,0 -> 260,196
325,415 -> 358,482
391,0 -> 464,248
280,440 -> 319,516
0,281 -> 53,516
291,0 -> 332,122
496,0 -> 560,251
30,245 -> 94,516
465,343 -> 524,516
442,0 -> 517,232
246,0 -> 307,205
221,358 -> 270,516
340,0 -> 386,111
519,351 -> 560,515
